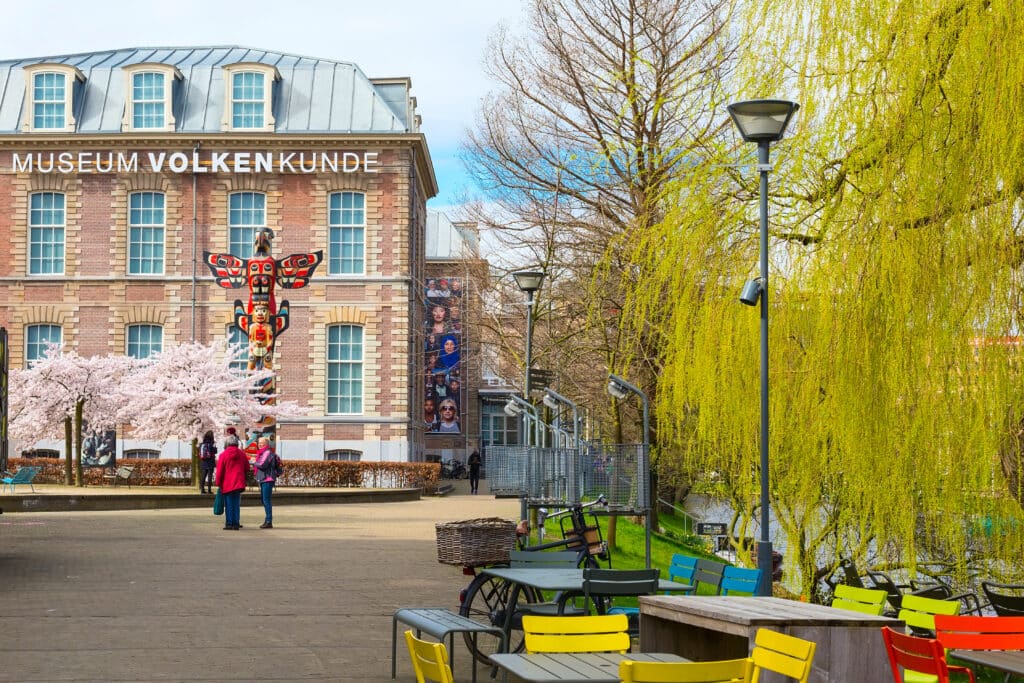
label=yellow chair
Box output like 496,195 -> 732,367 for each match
521,614 -> 630,654
830,584 -> 888,615
750,628 -> 816,683
404,630 -> 454,683
620,657 -> 754,682
896,595 -> 960,683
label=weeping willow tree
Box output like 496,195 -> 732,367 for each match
618,0 -> 1024,598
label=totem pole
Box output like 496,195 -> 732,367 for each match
204,228 -> 322,448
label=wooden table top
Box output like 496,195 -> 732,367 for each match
489,652 -> 687,683
951,649 -> 1024,676
640,595 -> 902,627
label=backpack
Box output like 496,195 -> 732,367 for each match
200,441 -> 216,459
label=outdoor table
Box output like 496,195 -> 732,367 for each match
639,595 -> 902,683
481,567 -> 693,652
489,652 -> 687,683
951,649 -> 1024,680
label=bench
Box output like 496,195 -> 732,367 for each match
102,465 -> 136,487
391,607 -> 506,683
2,466 -> 40,493
433,483 -> 454,496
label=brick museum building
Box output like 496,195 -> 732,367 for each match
0,46 -> 499,464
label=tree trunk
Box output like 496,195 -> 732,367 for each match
63,416 -> 73,485
191,437 -> 200,488
73,401 -> 83,486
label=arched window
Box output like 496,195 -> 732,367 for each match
325,449 -> 362,462
127,324 -> 162,359
25,323 -> 61,366
228,192 -> 266,258
326,324 -> 363,414
124,449 -> 160,460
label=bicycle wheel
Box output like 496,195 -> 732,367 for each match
459,573 -> 540,664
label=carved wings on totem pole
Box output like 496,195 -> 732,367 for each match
203,228 -> 323,371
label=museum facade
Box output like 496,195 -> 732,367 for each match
0,46 -> 441,462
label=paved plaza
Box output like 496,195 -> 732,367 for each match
0,480 -> 519,682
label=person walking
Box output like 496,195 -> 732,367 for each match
468,449 -> 482,494
214,434 -> 248,530
199,430 -> 217,494
253,437 -> 280,529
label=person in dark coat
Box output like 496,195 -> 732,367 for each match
199,430 -> 217,494
215,434 -> 248,530
468,450 -> 482,494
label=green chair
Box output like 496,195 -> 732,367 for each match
896,594 -> 961,683
830,584 -> 888,616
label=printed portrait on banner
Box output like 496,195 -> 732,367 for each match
424,277 -> 463,434
82,424 -> 117,468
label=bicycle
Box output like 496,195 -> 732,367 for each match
456,496 -> 610,664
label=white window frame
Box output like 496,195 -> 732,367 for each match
325,449 -> 362,462
28,192 -> 65,276
121,63 -> 181,132
21,63 -> 84,132
326,324 -> 364,415
328,192 -> 366,276
128,192 -> 165,275
228,192 -> 266,258
221,63 -> 279,132
25,324 -> 62,367
227,325 -> 248,372
124,449 -> 160,460
127,324 -> 163,359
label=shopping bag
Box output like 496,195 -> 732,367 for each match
213,489 -> 224,516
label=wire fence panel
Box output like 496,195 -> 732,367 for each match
525,447 -> 581,505
581,443 -> 648,512
485,445 -> 530,496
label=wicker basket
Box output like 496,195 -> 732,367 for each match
435,517 -> 517,567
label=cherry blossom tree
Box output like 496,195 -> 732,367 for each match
9,347 -> 135,485
116,341 -> 308,487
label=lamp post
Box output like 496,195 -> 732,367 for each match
728,98 -> 799,597
542,387 -> 582,503
607,373 -> 652,569
513,270 -> 544,524
542,387 -> 580,450
513,270 -> 545,410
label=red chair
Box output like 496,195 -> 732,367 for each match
881,626 -> 975,683
934,614 -> 1024,651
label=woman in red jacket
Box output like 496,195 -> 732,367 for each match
215,434 -> 248,530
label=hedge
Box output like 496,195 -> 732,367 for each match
5,457 -> 441,489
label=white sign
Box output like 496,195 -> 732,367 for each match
10,150 -> 380,174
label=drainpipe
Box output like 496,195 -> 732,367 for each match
191,141 -> 200,341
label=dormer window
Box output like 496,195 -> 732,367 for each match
22,64 -> 84,133
221,63 -> 279,132
122,63 -> 181,132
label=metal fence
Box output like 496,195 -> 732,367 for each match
486,442 -> 649,512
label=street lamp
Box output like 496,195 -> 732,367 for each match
542,387 -> 580,450
728,98 -> 799,597
607,374 -> 652,568
505,395 -> 543,447
513,270 -> 545,409
513,270 -> 544,523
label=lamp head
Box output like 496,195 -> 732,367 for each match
542,391 -> 559,410
607,379 -> 629,400
728,99 -> 799,143
512,270 -> 545,294
504,399 -> 522,416
740,278 -> 763,306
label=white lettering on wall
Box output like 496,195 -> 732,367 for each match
7,150 -> 383,174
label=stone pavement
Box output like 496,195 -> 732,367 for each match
0,478 -> 520,682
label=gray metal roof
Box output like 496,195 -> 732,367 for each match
427,211 -> 480,260
0,46 -> 417,135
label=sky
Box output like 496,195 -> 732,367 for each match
0,0 -> 527,212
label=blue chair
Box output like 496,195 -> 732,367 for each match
668,554 -> 698,588
720,566 -> 762,596
2,466 -> 40,493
